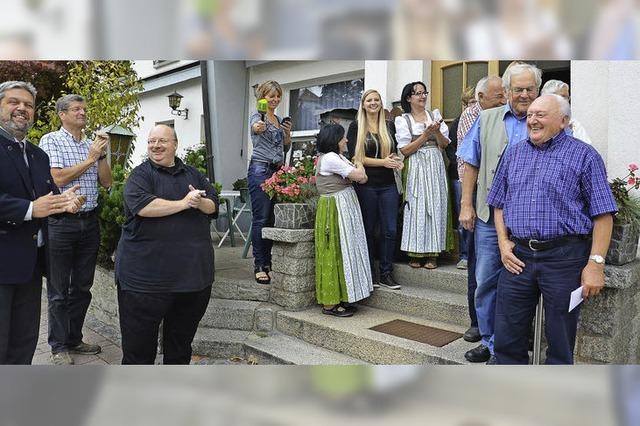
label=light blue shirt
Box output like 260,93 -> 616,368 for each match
456,104 -> 528,168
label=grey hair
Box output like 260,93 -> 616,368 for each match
474,75 -> 502,101
540,79 -> 569,96
546,94 -> 571,120
0,81 -> 37,103
474,77 -> 489,101
56,94 -> 85,113
502,63 -> 542,92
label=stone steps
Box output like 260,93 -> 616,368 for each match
199,298 -> 279,332
212,277 -> 270,302
192,328 -> 367,364
361,281 -> 469,327
244,333 -> 367,365
276,305 -> 478,364
391,263 -> 468,295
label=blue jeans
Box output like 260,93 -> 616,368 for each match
248,161 -> 277,270
474,212 -> 502,354
451,180 -> 471,261
494,239 -> 590,364
47,214 -> 100,353
355,184 -> 400,277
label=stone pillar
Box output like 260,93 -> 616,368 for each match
576,259 -> 640,363
262,227 -> 316,311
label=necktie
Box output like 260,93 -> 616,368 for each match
16,141 -> 28,167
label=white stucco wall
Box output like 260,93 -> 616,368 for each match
133,60 -> 197,79
571,60 -> 640,192
130,79 -> 204,166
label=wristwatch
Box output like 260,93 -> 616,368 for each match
589,254 -> 605,265
98,154 -> 107,161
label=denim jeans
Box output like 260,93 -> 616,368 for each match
494,239 -> 590,364
47,214 -> 100,353
451,179 -> 471,261
248,161 -> 277,270
118,285 -> 212,364
474,212 -> 502,354
355,184 -> 400,278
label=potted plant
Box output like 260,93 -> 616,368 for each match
607,163 -> 640,265
261,156 -> 318,229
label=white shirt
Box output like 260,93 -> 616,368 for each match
319,152 -> 354,178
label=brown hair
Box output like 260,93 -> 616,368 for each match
255,80 -> 283,99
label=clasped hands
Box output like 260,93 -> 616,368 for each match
32,184 -> 86,218
183,184 -> 207,209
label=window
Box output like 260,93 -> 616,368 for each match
153,60 -> 178,68
288,78 -> 364,132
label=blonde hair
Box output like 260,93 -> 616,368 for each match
255,80 -> 282,99
354,89 -> 392,164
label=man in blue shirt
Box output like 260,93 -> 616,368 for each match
487,94 -> 617,364
457,63 -> 542,364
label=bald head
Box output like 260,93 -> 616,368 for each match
147,124 -> 178,167
527,94 -> 570,146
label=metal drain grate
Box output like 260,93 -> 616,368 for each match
370,319 -> 462,347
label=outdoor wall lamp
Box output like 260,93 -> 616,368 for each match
168,91 -> 189,119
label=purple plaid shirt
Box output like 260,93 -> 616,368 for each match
487,131 -> 617,240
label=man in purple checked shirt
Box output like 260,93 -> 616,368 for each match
487,94 -> 617,364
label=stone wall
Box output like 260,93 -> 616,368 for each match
262,227 -> 316,311
576,259 -> 640,363
88,266 -> 120,335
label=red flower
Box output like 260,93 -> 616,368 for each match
628,177 -> 637,186
629,163 -> 639,172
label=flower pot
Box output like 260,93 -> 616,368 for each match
606,222 -> 640,266
273,203 -> 314,229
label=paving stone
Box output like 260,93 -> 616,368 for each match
270,288 -> 316,311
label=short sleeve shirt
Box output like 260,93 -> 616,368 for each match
115,158 -> 219,293
39,127 -> 99,211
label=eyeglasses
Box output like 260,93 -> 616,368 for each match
65,107 -> 87,113
147,138 -> 175,145
511,86 -> 538,95
412,91 -> 429,97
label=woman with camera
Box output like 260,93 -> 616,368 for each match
248,80 -> 291,284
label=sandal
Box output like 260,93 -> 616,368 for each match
340,302 -> 358,314
254,267 -> 271,285
423,259 -> 437,269
322,305 -> 354,317
408,260 -> 423,268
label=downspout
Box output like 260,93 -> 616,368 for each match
200,60 -> 215,183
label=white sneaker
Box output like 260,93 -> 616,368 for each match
456,259 -> 468,270
50,351 -> 74,365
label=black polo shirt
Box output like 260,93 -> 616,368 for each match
115,158 -> 218,293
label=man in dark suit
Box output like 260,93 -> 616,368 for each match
0,80 -> 83,364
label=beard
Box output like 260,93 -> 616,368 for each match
0,114 -> 33,138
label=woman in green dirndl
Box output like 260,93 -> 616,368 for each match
314,124 -> 372,317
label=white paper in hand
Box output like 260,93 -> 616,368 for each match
569,287 -> 584,312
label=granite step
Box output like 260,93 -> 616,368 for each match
391,262 -> 468,295
276,305 -> 479,365
192,328 -> 250,359
361,283 -> 470,327
243,332 -> 368,365
213,277 -> 271,302
200,298 -> 279,331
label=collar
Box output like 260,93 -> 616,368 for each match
149,157 -> 185,175
503,103 -> 526,121
526,130 -> 567,150
60,126 -> 86,143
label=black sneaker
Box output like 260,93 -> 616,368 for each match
379,274 -> 401,290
